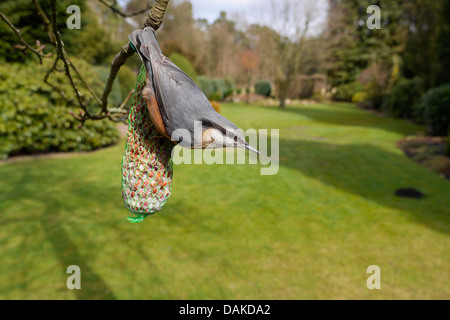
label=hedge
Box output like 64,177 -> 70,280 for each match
0,58 -> 120,159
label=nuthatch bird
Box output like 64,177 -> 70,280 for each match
128,27 -> 259,154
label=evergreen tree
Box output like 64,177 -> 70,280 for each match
436,0 -> 450,85
0,0 -> 87,62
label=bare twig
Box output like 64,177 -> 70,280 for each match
51,26 -> 83,111
32,0 -> 103,116
0,10 -> 51,64
2,0 -> 170,123
106,89 -> 135,122
44,55 -> 75,104
101,42 -> 135,113
49,0 -> 101,122
99,0 -> 152,18
119,89 -> 136,109
32,0 -> 55,42
100,0 -> 170,112
67,57 -> 102,106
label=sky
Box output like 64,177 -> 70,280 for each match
187,0 -> 257,23
119,0 -> 327,34
118,0 -> 260,24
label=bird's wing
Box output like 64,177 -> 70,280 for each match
130,28 -> 215,145
142,44 -> 209,134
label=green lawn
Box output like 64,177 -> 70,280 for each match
0,102 -> 449,300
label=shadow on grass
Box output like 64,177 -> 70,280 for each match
278,137 -> 450,235
39,191 -> 117,300
1,131 -> 448,299
0,166 -> 117,300
261,104 -> 421,135
0,156 -> 218,299
43,206 -> 117,299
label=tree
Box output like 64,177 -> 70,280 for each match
257,0 -> 321,108
245,24 -> 279,89
401,0 -> 442,89
325,0 -> 446,93
0,0 -> 87,62
206,11 -> 243,79
436,0 -> 450,85
239,48 -> 259,104
325,0 -> 405,89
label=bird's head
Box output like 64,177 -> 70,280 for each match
200,118 -> 259,154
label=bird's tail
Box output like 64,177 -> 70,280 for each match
129,27 -> 162,63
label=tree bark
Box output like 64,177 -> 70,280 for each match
143,0 -> 170,29
279,91 -> 286,108
101,42 -> 136,112
277,80 -> 288,108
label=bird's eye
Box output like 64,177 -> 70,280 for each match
234,136 -> 238,142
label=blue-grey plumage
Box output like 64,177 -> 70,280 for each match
128,27 -> 259,154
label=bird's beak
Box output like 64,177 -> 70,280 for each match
244,142 -> 260,154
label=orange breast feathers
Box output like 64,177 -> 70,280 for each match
142,86 -> 171,140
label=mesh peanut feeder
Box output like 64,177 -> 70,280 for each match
121,66 -> 174,223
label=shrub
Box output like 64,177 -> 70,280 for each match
312,92 -> 325,102
298,80 -> 315,99
224,88 -> 234,99
333,82 -> 363,102
198,76 -> 213,98
94,65 -> 124,107
169,53 -> 198,84
382,78 -> 424,119
209,92 -> 222,102
212,78 -> 226,100
198,76 -> 229,101
352,92 -> 368,103
0,58 -> 119,159
447,132 -> 450,157
223,78 -> 235,98
422,84 -> 450,136
255,80 -> 272,97
209,101 -> 221,114
0,0 -> 88,62
289,77 -> 314,99
358,64 -> 391,109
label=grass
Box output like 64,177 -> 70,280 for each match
0,102 -> 449,300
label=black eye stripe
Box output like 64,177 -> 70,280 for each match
201,119 -> 227,136
218,126 -> 227,135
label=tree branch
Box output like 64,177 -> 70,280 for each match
50,0 -> 90,118
98,0 -> 152,18
44,56 -> 74,104
143,0 -> 170,29
0,10 -> 51,64
68,56 -> 103,106
32,0 -> 55,42
100,42 -> 135,113
2,0 -> 171,123
100,0 -> 170,113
